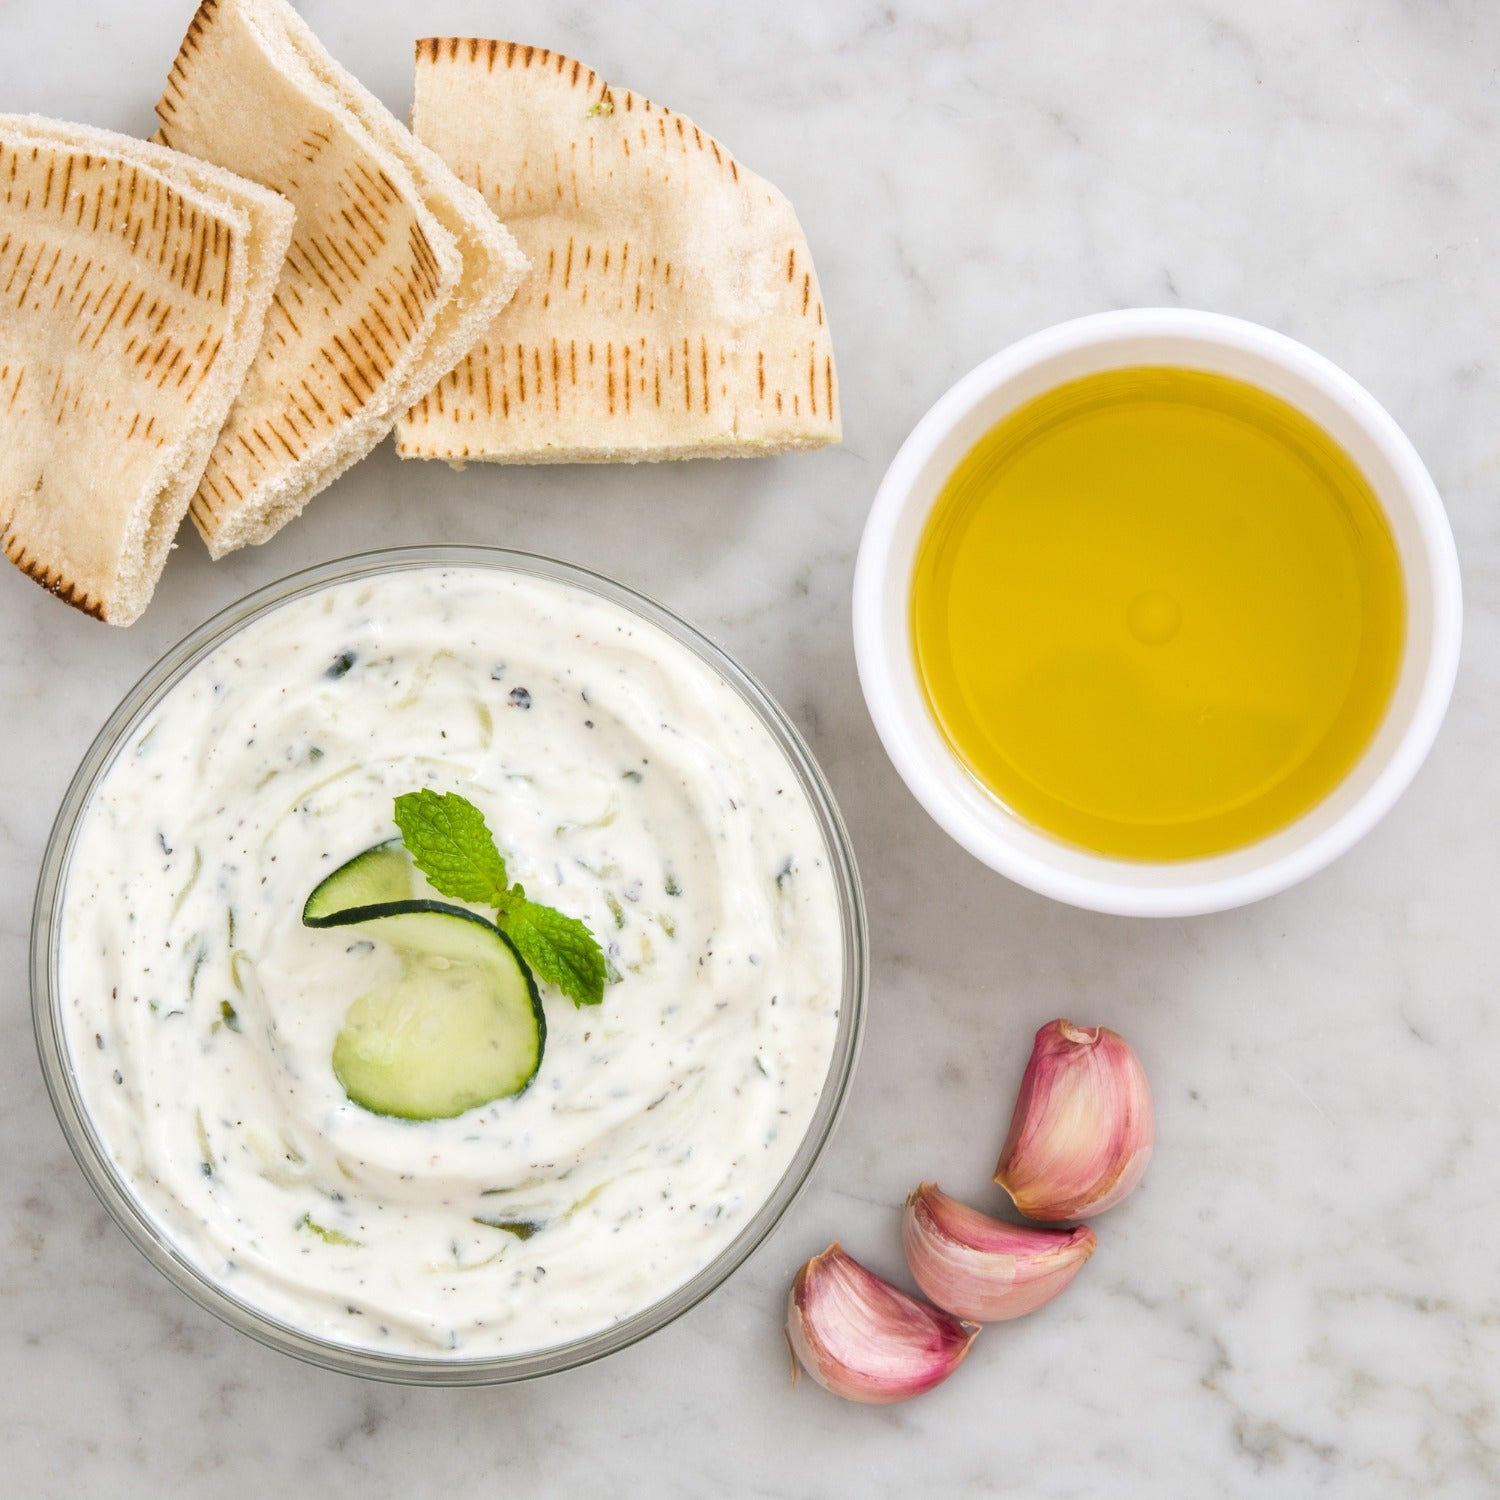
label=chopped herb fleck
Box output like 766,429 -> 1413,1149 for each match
195,1110 -> 215,1177
621,769 -> 643,784
473,1217 -> 541,1241
219,1000 -> 241,1032
664,874 -> 682,897
325,651 -> 358,679
297,1212 -> 362,1247
508,686 -> 532,710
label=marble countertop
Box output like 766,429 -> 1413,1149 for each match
3,1 -> 1498,1494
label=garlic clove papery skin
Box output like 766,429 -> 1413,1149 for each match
994,1019 -> 1154,1222
786,1243 -> 979,1404
902,1182 -> 1097,1321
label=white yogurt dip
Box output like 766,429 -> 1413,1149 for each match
57,564 -> 845,1357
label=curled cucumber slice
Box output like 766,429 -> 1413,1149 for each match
303,839 -> 417,925
307,897 -> 545,1120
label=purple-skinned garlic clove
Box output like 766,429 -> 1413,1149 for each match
902,1182 -> 1096,1321
785,1243 -> 979,1404
994,1019 -> 1154,1222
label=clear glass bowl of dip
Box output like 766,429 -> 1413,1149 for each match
31,546 -> 867,1385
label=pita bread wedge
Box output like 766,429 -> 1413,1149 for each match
155,0 -> 526,557
396,40 -> 840,465
0,115 -> 293,624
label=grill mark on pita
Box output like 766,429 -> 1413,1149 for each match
190,213 -> 210,298
272,292 -> 302,338
341,189 -> 385,248
551,339 -> 561,412
305,235 -> 355,296
118,286 -> 148,338
367,298 -> 398,351
337,208 -> 379,265
155,344 -> 186,389
181,333 -> 223,399
8,243 -> 38,304
264,417 -> 300,461
350,318 -> 393,381
87,280 -> 131,351
286,241 -> 345,308
801,273 -> 810,316
328,333 -> 377,400
321,230 -> 365,286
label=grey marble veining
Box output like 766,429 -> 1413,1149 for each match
2,1 -> 1498,1495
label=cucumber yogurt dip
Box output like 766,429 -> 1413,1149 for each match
53,558 -> 851,1361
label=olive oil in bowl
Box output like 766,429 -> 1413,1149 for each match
910,367 -> 1405,861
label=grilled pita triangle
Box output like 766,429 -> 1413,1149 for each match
0,115 -> 293,623
397,40 -> 839,464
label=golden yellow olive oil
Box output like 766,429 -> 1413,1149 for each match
910,367 -> 1406,860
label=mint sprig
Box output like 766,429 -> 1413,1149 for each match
393,790 -> 607,1007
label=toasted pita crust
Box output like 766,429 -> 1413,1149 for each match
0,115 -> 293,624
155,0 -> 519,557
396,40 -> 840,465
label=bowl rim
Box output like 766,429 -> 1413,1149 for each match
32,544 -> 868,1384
852,308 -> 1463,916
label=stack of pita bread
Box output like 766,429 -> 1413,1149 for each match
154,0 -> 526,557
1,4 -> 838,625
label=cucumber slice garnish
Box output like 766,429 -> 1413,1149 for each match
303,840 -> 415,925
310,899 -> 546,1120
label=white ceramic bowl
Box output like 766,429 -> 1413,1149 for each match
853,309 -> 1462,917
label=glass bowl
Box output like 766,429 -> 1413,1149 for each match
32,546 -> 867,1385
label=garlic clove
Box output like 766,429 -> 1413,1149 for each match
902,1182 -> 1096,1321
786,1243 -> 979,1404
994,1019 -> 1154,1222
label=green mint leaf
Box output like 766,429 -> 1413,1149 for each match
502,897 -> 607,1008
393,790 -> 509,906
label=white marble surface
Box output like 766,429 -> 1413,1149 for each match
2,1 -> 1498,1494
